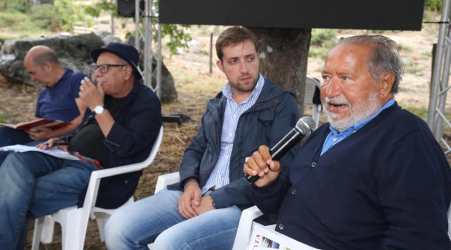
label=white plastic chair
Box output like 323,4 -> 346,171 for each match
448,202 -> 451,240
232,205 -> 320,249
147,171 -> 180,249
31,126 -> 164,250
154,171 -> 180,193
235,204 -> 451,249
305,77 -> 322,129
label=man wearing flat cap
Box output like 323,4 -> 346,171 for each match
0,43 -> 162,249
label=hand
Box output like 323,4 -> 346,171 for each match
194,195 -> 215,215
244,145 -> 281,187
27,127 -> 52,140
78,77 -> 104,110
178,179 -> 201,219
37,138 -> 68,150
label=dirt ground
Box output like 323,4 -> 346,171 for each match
0,22 -> 449,249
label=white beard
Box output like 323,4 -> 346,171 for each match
325,93 -> 381,132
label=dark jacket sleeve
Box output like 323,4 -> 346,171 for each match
378,128 -> 451,249
177,111 -> 210,187
104,91 -> 162,160
250,169 -> 291,214
211,93 -> 299,209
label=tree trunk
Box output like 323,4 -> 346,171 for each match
248,28 -> 311,115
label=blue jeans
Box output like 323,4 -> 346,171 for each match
0,152 -> 96,250
0,127 -> 32,147
105,189 -> 242,250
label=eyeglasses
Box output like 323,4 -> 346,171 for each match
91,64 -> 127,74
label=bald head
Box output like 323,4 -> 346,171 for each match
24,46 -> 64,87
24,45 -> 60,66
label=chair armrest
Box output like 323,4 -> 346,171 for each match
82,164 -> 150,216
155,172 -> 180,193
82,126 -> 164,215
90,162 -> 149,180
232,205 -> 263,250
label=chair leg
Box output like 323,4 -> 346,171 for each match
96,213 -> 109,242
31,218 -> 44,250
40,216 -> 55,243
56,209 -> 90,250
32,215 -> 56,250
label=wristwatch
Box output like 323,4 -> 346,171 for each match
93,105 -> 104,115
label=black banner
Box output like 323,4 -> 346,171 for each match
159,0 -> 425,30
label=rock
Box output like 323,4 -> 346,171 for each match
0,33 -> 178,103
150,60 -> 178,103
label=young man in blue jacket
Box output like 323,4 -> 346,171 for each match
105,27 -> 299,250
0,43 -> 162,249
245,35 -> 451,250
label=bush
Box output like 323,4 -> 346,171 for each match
26,0 -> 86,32
3,0 -> 30,12
0,11 -> 28,27
311,29 -> 336,47
0,11 -> 37,34
30,4 -> 61,31
425,0 -> 442,11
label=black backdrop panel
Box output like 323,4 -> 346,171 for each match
160,0 -> 425,30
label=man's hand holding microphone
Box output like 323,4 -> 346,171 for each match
244,145 -> 281,187
243,116 -> 316,187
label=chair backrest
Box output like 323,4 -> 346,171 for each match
87,126 -> 164,213
142,126 -> 164,167
154,172 -> 180,193
448,202 -> 451,239
305,77 -> 322,129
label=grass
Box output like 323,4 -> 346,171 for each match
0,113 -> 6,123
0,11 -> 51,40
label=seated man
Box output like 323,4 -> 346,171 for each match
104,27 -> 299,250
0,45 -> 85,146
244,35 -> 451,249
0,42 -> 162,249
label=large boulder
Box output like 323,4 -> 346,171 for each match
0,33 -> 177,102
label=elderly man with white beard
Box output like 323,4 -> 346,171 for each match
244,35 -> 451,250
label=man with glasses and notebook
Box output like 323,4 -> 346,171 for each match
0,42 -> 162,250
104,27 -> 299,250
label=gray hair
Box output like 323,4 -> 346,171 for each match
338,35 -> 403,94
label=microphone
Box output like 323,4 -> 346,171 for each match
246,116 -> 316,183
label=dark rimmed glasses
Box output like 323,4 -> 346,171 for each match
91,64 -> 127,74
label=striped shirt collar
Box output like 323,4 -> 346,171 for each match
222,74 -> 264,105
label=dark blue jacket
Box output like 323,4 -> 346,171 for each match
169,78 -> 299,209
251,102 -> 451,249
78,82 -> 162,208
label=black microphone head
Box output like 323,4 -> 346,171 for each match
295,116 -> 315,136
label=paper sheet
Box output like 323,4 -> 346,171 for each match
0,145 -> 80,161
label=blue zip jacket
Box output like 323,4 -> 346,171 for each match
169,78 -> 299,209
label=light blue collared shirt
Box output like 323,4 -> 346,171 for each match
321,99 -> 395,155
202,74 -> 265,193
